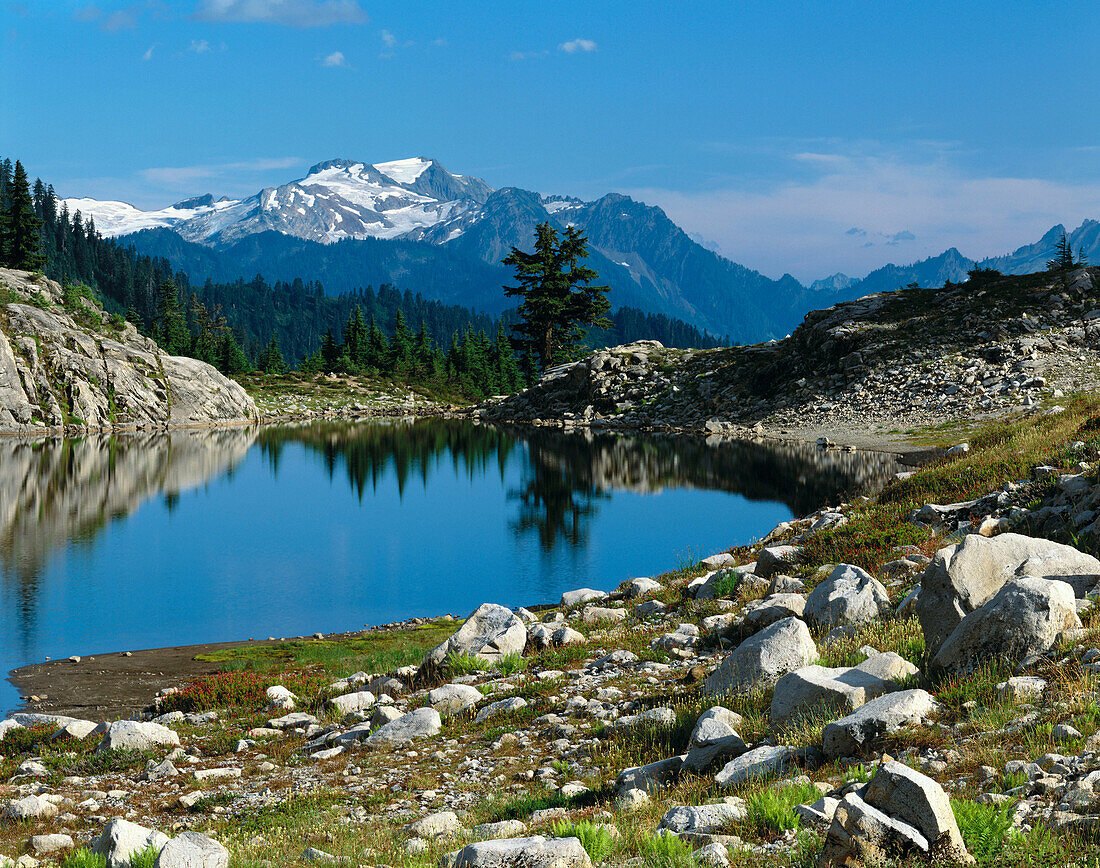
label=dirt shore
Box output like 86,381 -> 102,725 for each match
7,631 -> 369,720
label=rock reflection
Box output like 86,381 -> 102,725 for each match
0,428 -> 256,651
505,426 -> 901,550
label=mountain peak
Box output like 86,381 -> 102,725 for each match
372,157 -> 434,184
306,158 -> 360,175
172,194 -> 216,210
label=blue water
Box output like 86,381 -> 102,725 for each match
0,419 -> 898,711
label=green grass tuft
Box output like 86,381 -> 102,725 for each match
496,652 -> 528,676
744,779 -> 823,835
60,850 -> 106,868
639,832 -> 695,867
952,797 -> 1018,858
550,821 -> 616,862
445,651 -> 488,676
126,846 -> 160,868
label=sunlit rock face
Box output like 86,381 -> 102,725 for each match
0,268 -> 257,434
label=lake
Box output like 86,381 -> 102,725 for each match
0,419 -> 900,712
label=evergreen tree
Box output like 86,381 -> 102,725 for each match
189,294 -> 227,364
343,306 -> 368,368
320,329 -> 341,370
390,309 -> 414,372
503,222 -> 611,371
154,279 -> 191,355
0,159 -> 11,215
491,321 -> 525,393
259,335 -> 286,374
2,161 -> 45,270
1047,231 -> 1080,271
219,329 -> 250,375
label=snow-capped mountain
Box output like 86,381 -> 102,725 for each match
64,156 -> 821,341
64,157 -> 495,246
60,194 -> 238,237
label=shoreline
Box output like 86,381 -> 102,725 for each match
5,620 -> 444,721
4,418 -> 932,721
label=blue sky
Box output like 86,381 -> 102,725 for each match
4,0 -> 1100,282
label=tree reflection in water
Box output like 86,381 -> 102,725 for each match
258,419 -> 902,553
0,419 -> 900,655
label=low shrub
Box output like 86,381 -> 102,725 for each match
0,725 -> 55,758
160,670 -> 271,712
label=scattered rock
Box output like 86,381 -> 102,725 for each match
452,835 -> 593,868
427,683 -> 484,717
932,576 -> 1080,673
326,690 -> 375,715
366,708 -> 442,748
770,652 -> 920,727
154,831 -> 229,868
422,603 -> 527,670
560,588 -> 607,608
805,564 -> 891,627
97,720 -> 180,753
93,819 -> 169,868
704,617 -> 818,696
715,745 -> 796,788
862,761 -> 973,864
660,801 -> 747,833
917,533 -> 1100,658
822,690 -> 938,759
28,835 -> 72,856
407,811 -> 463,839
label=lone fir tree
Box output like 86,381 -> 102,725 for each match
1,160 -> 44,271
502,222 -> 611,371
1047,230 -> 1086,271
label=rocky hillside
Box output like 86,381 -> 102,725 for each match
2,401 -> 1100,866
0,269 -> 257,434
482,267 -> 1100,446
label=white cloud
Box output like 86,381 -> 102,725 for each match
378,28 -> 414,58
321,50 -> 348,67
189,39 -> 211,52
102,8 -> 138,31
73,4 -> 102,23
193,0 -> 367,27
559,38 -> 597,54
139,157 -> 301,187
142,43 -> 156,60
626,149 -> 1100,283
509,49 -> 548,62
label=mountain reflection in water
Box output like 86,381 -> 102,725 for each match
0,419 -> 899,711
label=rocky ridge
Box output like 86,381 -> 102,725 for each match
0,269 -> 257,434
481,268 -> 1100,444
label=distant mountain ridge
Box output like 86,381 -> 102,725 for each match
819,219 -> 1100,299
63,157 -> 1100,343
63,157 -> 825,342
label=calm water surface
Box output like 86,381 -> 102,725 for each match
0,419 -> 899,711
